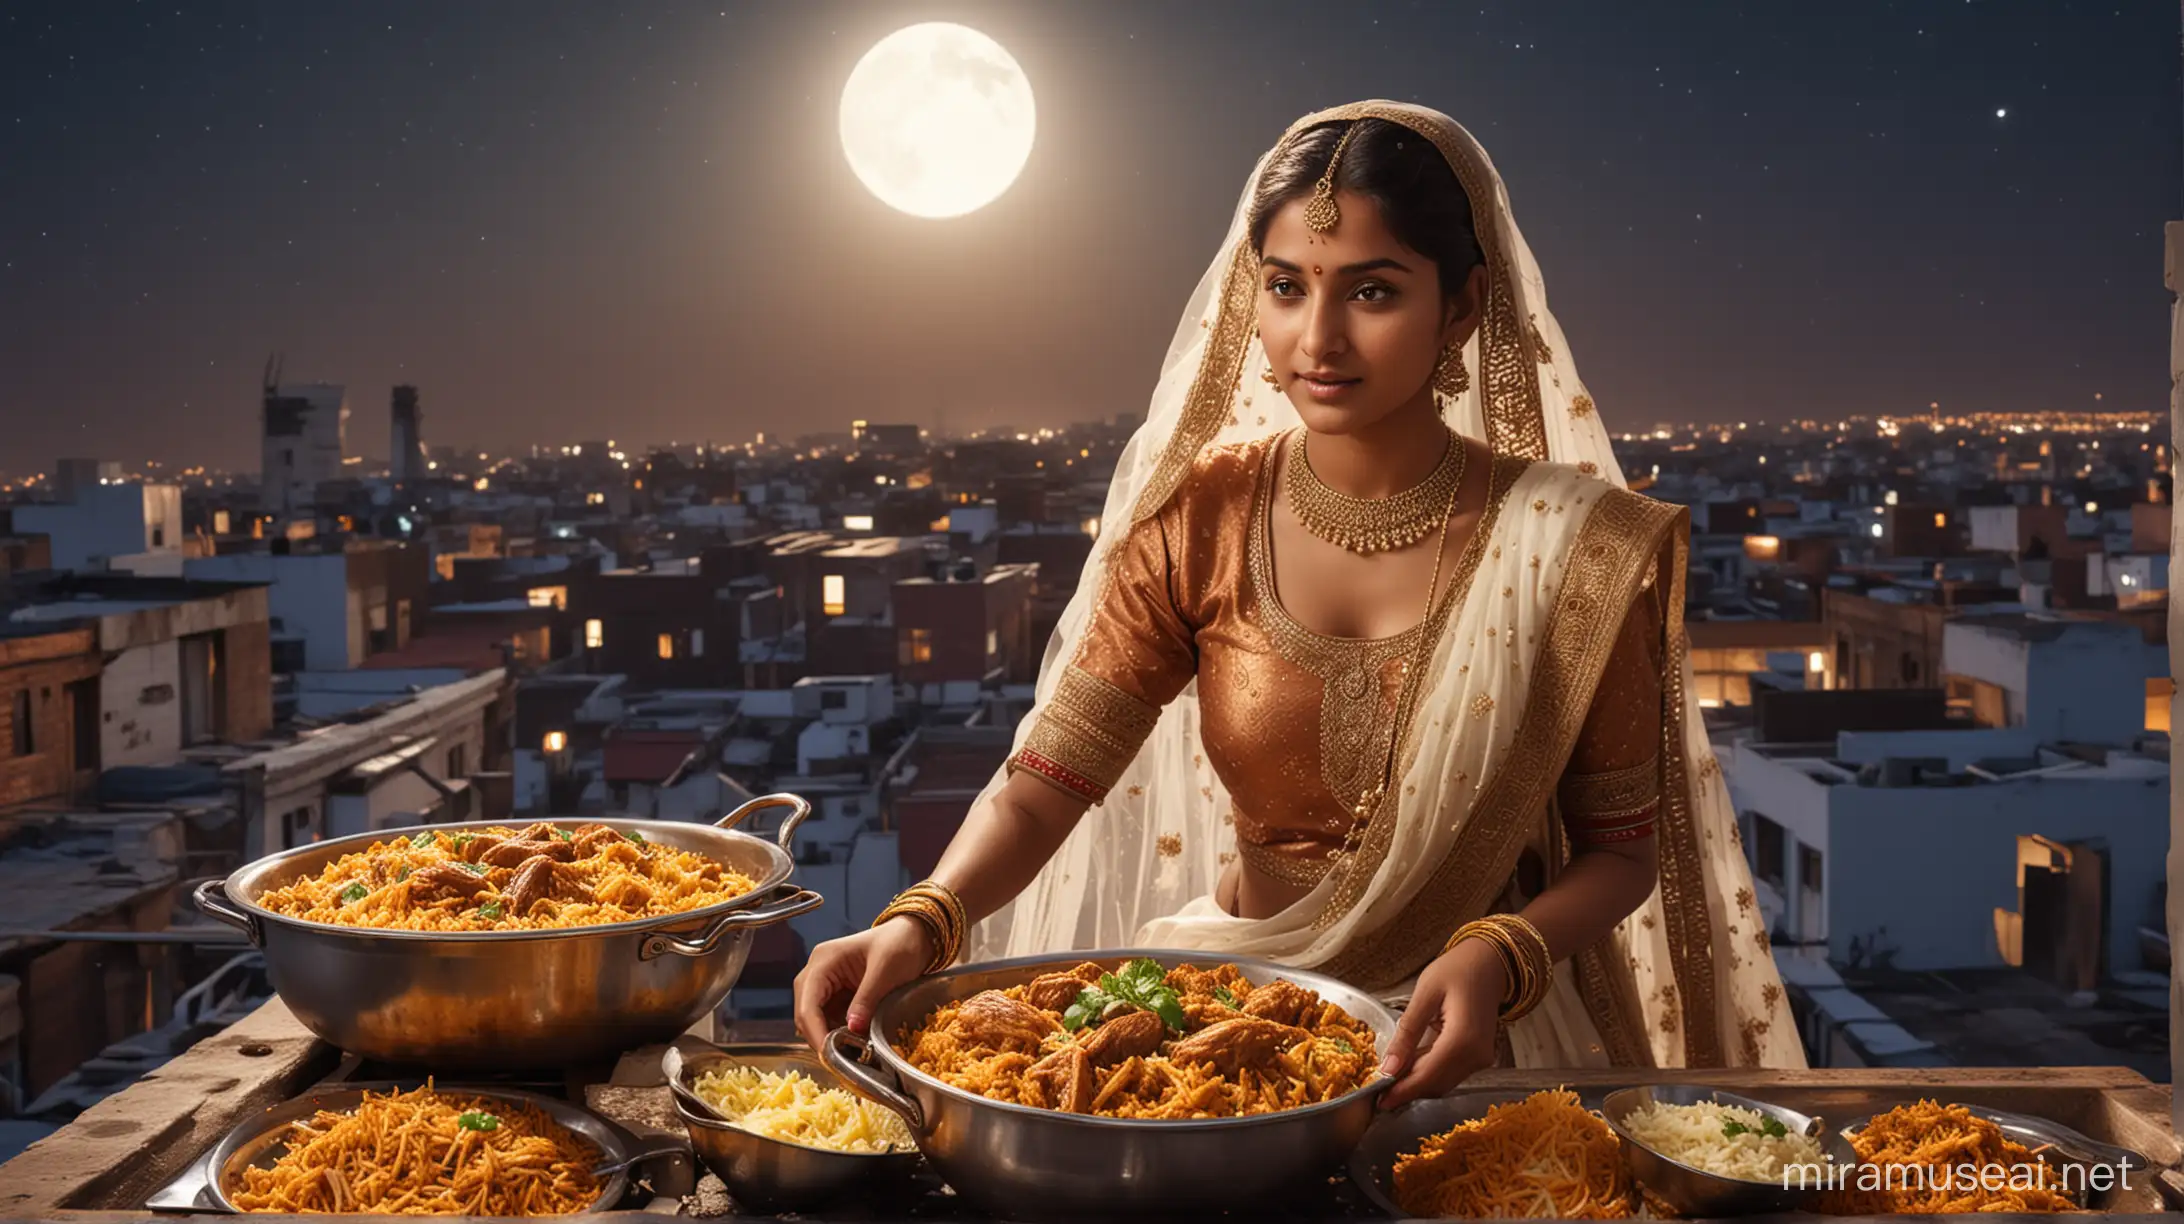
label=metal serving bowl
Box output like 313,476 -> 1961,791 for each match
193,794 -> 822,1069
1349,1088 -> 1609,1218
1836,1101 -> 2157,1212
821,948 -> 1397,1219
1600,1085 -> 1845,1217
662,1039 -> 923,1214
206,1082 -> 689,1213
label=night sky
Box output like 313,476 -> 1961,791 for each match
2,1 -> 2177,471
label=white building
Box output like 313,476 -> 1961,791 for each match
261,380 -> 348,521
1723,612 -> 2169,984
7,483 -> 183,574
185,545 -> 420,673
226,669 -> 504,857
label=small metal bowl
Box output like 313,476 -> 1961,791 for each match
206,1082 -> 686,1213
663,1038 -> 922,1214
1601,1085 -> 1849,1217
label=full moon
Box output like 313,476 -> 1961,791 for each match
839,23 -> 1035,218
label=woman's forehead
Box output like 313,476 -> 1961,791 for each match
1261,191 -> 1419,268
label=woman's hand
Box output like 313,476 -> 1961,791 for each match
1375,935 -> 1508,1110
792,917 -> 935,1051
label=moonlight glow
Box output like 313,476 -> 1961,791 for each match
839,23 -> 1035,218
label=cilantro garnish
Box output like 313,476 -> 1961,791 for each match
1063,958 -> 1188,1033
457,1111 -> 500,1132
340,882 -> 367,904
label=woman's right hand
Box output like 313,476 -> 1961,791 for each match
792,917 -> 936,1051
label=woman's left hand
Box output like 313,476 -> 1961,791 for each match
1375,936 -> 1507,1110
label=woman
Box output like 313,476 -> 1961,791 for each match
795,101 -> 1806,1106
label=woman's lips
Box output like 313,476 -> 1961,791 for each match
1298,374 -> 1361,403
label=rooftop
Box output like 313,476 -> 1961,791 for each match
1842,966 -> 2168,1083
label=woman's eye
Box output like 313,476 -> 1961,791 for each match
1353,282 -> 1395,303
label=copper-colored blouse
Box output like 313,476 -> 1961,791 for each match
1011,436 -> 1660,880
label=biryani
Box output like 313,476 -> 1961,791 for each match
1820,1099 -> 2077,1214
226,1082 -> 599,1215
898,958 -> 1378,1120
1392,1088 -> 1635,1219
254,822 -> 760,932
689,1064 -> 915,1154
1619,1097 -> 1824,1184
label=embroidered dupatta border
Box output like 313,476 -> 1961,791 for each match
1319,487 -> 1684,993
1653,515 -> 1724,1066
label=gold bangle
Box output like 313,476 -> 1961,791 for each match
875,880 -> 968,974
874,896 -> 955,974
1446,915 -> 1553,1023
904,880 -> 968,948
1445,920 -> 1523,1009
1483,914 -> 1552,1022
899,882 -> 966,970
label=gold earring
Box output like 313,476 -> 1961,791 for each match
1433,345 -> 1470,398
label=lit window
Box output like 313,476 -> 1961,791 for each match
1869,523 -> 1884,539
1807,651 -> 1825,673
527,586 -> 566,610
584,619 -> 604,648
543,730 -> 567,754
822,575 -> 846,616
657,633 -> 676,660
901,627 -> 932,665
213,509 -> 231,535
986,629 -> 999,657
690,629 -> 705,657
843,514 -> 875,532
1932,513 -> 1947,529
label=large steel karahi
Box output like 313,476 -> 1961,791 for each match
193,793 -> 821,1069
821,948 -> 1400,1218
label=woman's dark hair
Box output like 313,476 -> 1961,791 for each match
1247,118 -> 1482,301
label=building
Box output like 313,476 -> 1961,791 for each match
2,482 -> 184,574
2,576 -> 274,773
224,669 -> 509,858
260,360 -> 348,522
1941,614 -> 2162,741
0,626 -> 101,810
851,421 -> 923,456
0,811 -> 188,1105
1687,619 -> 1829,707
890,562 -> 1038,699
1724,615 -> 2168,986
569,564 -> 742,689
390,385 -> 426,485
890,723 -> 1012,880
185,540 -> 430,673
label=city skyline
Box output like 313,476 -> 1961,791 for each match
2,1 -> 2178,469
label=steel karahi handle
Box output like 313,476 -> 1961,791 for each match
192,877 -> 265,947
715,792 -> 811,854
638,886 -> 823,960
822,1027 -> 924,1132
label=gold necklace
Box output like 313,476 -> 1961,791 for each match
1285,427 -> 1466,555
1335,468 -> 1463,861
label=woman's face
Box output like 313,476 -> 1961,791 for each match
1257,190 -> 1483,437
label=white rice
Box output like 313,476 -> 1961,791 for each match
1620,1099 -> 1824,1184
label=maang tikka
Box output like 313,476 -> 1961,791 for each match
1302,122 -> 1361,235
